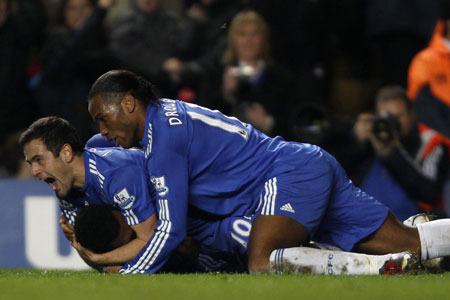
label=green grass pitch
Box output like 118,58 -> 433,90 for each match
2,270 -> 450,300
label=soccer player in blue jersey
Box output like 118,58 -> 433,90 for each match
73,205 -> 249,273
20,116 -> 251,273
85,69 -> 450,274
20,116 -> 444,274
73,203 -> 440,275
20,117 -> 161,270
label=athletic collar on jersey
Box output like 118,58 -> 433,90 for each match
140,105 -> 155,159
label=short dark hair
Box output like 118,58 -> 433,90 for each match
19,117 -> 84,157
74,205 -> 121,253
375,85 -> 412,110
87,70 -> 159,106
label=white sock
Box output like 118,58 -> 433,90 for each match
269,247 -> 405,275
417,219 -> 450,260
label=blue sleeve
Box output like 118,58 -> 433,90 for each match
106,166 -> 155,225
85,134 -> 115,148
119,114 -> 190,274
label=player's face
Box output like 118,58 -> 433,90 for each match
234,22 -> 264,62
23,139 -> 74,197
88,95 -> 138,148
111,210 -> 135,248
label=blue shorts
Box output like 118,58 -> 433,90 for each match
187,215 -> 252,256
254,147 -> 389,251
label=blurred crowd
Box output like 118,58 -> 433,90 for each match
1,0 -> 450,221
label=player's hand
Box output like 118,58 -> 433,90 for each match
71,238 -> 102,264
102,265 -> 122,273
59,214 -> 75,242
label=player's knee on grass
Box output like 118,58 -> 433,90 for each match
248,215 -> 310,273
248,254 -> 270,273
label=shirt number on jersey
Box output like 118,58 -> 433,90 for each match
231,218 -> 252,249
185,103 -> 249,140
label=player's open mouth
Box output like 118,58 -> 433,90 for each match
44,177 -> 58,191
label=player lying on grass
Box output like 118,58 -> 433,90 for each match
73,205 -> 442,275
20,116 -> 449,275
84,69 -> 450,274
67,205 -> 248,274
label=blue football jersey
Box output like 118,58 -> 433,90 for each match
60,144 -> 252,274
58,148 -> 154,226
85,99 -> 390,272
118,99 -> 312,274
59,147 -> 183,273
82,148 -> 155,225
140,99 -> 304,215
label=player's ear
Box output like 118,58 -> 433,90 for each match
121,94 -> 136,113
60,144 -> 74,163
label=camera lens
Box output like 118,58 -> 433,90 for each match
372,112 -> 400,143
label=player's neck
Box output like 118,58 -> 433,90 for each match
136,104 -> 149,142
71,154 -> 86,189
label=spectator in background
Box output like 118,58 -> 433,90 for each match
161,0 -> 244,101
345,86 -> 449,221
195,10 -> 296,139
33,0 -> 117,142
249,0 -> 329,107
365,0 -> 439,87
0,131 -> 33,179
407,0 -> 450,140
0,0 -> 47,142
109,0 -> 190,97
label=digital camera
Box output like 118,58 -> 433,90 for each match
372,111 -> 400,143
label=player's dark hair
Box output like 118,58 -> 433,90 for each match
87,70 -> 159,106
19,117 -> 84,157
74,205 -> 121,254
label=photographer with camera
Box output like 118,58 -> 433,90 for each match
348,85 -> 450,221
195,10 -> 296,140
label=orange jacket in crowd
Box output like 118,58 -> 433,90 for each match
407,20 -> 450,139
